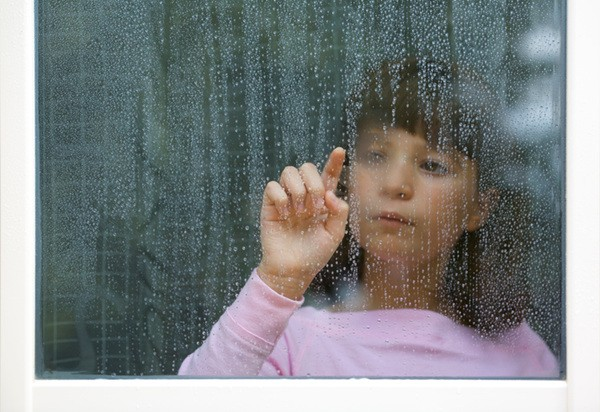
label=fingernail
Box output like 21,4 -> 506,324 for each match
314,196 -> 325,209
296,201 -> 305,212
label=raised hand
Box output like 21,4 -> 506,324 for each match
257,148 -> 349,300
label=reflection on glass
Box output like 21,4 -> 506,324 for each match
38,0 -> 564,377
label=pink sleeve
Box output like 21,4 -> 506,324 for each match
178,270 -> 303,376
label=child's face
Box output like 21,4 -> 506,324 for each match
348,125 -> 484,266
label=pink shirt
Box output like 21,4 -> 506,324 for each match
179,271 -> 559,377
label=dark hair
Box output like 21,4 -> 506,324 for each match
310,56 -> 532,336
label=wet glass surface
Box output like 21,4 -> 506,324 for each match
38,0 -> 564,377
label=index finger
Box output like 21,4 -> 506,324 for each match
321,147 -> 346,192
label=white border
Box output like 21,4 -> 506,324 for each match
564,1 -> 600,410
1,0 -> 598,411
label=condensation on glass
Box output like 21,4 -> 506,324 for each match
37,0 -> 565,377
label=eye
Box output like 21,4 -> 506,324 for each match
368,150 -> 385,162
359,149 -> 386,164
420,159 -> 450,175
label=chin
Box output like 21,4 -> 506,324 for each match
362,243 -> 417,264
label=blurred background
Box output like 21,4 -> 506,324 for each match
38,0 -> 564,376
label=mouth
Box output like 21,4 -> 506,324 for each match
373,212 -> 414,227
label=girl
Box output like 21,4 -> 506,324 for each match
179,57 -> 558,377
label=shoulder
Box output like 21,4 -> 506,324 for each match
492,322 -> 560,377
496,322 -> 554,352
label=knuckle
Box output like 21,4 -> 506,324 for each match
282,166 -> 298,176
299,162 -> 316,172
274,196 -> 287,206
310,180 -> 325,192
266,181 -> 283,196
300,165 -> 322,189
291,187 -> 305,198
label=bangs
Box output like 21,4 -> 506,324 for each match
345,58 -> 499,162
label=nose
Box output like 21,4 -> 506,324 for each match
380,158 -> 414,200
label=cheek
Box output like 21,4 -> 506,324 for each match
346,190 -> 363,242
422,185 -> 472,231
347,175 -> 372,244
347,169 -> 371,211
351,168 -> 373,194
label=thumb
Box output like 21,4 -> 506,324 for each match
323,190 -> 349,243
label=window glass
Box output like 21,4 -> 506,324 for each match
38,0 -> 564,377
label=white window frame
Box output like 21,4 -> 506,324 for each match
1,1 -> 598,411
